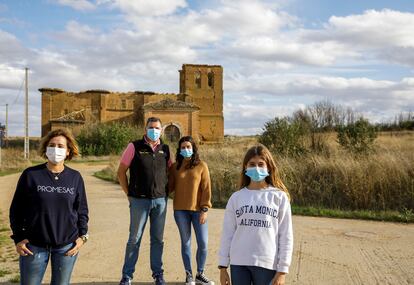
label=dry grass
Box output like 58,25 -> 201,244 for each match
0,212 -> 19,282
0,148 -> 41,174
0,147 -> 109,175
202,133 -> 414,212
92,132 -> 414,214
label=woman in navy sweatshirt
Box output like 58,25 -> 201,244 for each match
9,128 -> 89,285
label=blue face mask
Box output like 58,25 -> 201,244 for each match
147,128 -> 161,141
245,167 -> 269,182
180,148 -> 193,158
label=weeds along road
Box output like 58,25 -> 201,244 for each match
1,163 -> 413,285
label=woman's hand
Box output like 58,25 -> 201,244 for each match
271,272 -> 286,285
65,237 -> 84,256
199,212 -> 208,224
16,239 -> 33,256
219,268 -> 231,285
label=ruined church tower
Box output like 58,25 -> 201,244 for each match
179,64 -> 224,142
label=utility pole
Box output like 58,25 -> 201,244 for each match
0,127 -> 2,166
24,67 -> 29,160
0,104 -> 7,166
5,103 -> 8,143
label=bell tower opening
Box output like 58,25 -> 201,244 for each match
195,71 -> 201,88
208,71 -> 214,88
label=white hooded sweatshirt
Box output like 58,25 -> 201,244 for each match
218,186 -> 293,273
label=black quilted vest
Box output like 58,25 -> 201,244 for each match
128,138 -> 170,199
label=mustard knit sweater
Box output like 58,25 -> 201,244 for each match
168,159 -> 212,211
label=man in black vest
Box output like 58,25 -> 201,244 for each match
118,117 -> 170,285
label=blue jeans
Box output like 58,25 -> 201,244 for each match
19,243 -> 77,285
230,265 -> 276,285
122,197 -> 167,279
174,210 -> 208,274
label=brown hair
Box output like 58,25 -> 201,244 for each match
175,136 -> 201,170
239,144 -> 290,199
39,128 -> 79,160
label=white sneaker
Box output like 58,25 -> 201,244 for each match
186,271 -> 196,285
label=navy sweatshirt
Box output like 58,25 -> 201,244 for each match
9,163 -> 89,248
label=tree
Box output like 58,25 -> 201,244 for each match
259,117 -> 307,156
337,118 -> 377,154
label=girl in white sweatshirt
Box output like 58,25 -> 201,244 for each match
218,145 -> 293,285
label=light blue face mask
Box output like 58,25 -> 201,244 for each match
180,148 -> 193,158
245,167 -> 269,182
147,128 -> 161,141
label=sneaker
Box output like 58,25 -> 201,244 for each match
186,271 -> 196,285
153,273 -> 166,285
119,277 -> 131,285
195,272 -> 214,285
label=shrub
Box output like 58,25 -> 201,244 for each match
259,117 -> 307,156
337,118 -> 377,154
77,123 -> 141,156
93,132 -> 414,213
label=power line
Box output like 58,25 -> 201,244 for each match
0,68 -> 26,106
24,67 -> 29,160
10,76 -> 25,106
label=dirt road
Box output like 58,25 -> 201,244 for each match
0,163 -> 413,285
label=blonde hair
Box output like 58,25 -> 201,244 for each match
239,144 -> 290,199
39,128 -> 79,160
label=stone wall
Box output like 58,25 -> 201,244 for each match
40,64 -> 224,142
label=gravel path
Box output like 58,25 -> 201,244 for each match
0,163 -> 413,285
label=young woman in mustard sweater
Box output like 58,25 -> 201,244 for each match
168,136 -> 214,285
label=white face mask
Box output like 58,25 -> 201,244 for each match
46,147 -> 67,164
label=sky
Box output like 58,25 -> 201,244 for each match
0,0 -> 413,136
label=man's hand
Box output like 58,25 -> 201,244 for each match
117,163 -> 129,195
16,239 -> 33,256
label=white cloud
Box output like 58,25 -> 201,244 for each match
110,0 -> 187,16
226,36 -> 355,66
227,73 -> 399,97
0,65 -> 25,90
1,3 -> 414,136
0,30 -> 27,62
326,9 -> 414,48
54,0 -> 96,11
224,101 -> 302,135
199,1 -> 296,37
62,21 -> 98,43
301,9 -> 414,66
224,73 -> 414,126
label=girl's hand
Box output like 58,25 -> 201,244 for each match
199,212 -> 208,224
16,239 -> 33,256
219,268 -> 231,285
65,237 -> 84,256
271,272 -> 286,285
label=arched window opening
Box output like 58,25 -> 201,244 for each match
208,72 -> 214,88
195,71 -> 201,88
